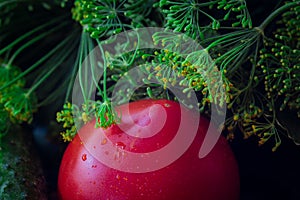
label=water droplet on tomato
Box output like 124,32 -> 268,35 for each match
116,174 -> 120,180
164,103 -> 170,107
101,138 -> 107,145
82,154 -> 87,161
115,142 -> 126,149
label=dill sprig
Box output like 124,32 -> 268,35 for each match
151,0 -> 299,150
0,2 -> 80,137
258,2 -> 300,114
2,0 -> 299,151
72,0 -> 158,38
157,0 -> 252,40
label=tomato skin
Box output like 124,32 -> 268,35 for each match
58,99 -> 240,200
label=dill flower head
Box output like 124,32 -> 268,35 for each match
1,87 -> 37,124
0,62 -> 25,88
72,0 -> 158,38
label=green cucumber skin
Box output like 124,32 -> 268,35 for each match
0,126 -> 47,200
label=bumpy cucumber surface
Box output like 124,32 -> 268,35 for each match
0,126 -> 47,200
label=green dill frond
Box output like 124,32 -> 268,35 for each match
241,108 -> 283,152
216,0 -> 252,28
2,0 -> 299,150
0,1 -> 80,137
56,102 -> 77,142
258,2 -> 300,114
0,62 -> 25,88
123,0 -> 159,27
0,87 -> 37,124
204,28 -> 262,73
157,0 -> 252,40
158,0 -> 219,40
0,61 -> 36,125
72,0 -> 158,39
95,100 -> 119,128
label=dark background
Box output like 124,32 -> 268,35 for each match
232,133 -> 300,200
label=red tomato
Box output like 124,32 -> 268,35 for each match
58,99 -> 239,200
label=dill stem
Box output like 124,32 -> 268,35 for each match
78,32 -> 88,104
96,39 -> 108,102
7,22 -> 66,65
127,30 -> 140,66
26,35 -> 75,96
0,31 -> 72,91
206,30 -> 249,51
0,15 -> 66,55
87,35 -> 101,98
259,1 -> 300,30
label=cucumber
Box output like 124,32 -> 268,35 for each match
0,126 -> 47,200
